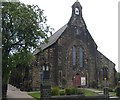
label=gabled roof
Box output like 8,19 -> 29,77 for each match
97,50 -> 115,65
33,24 -> 67,55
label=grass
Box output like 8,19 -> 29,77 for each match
79,88 -> 98,96
109,92 -> 116,97
92,88 -> 117,97
28,92 -> 40,100
28,89 -> 98,99
28,89 -> 117,100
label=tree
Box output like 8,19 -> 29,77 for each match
2,2 -> 52,98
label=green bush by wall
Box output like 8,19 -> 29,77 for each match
115,86 -> 120,97
51,87 -> 60,96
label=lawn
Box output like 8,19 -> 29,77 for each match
28,89 -> 98,99
79,88 -> 98,96
28,92 -> 40,100
28,89 -> 117,100
109,92 -> 116,97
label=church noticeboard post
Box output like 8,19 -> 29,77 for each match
81,77 -> 86,86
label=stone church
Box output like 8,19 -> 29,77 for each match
31,1 -> 117,90
9,1 -> 117,91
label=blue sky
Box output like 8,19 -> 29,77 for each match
20,0 -> 119,71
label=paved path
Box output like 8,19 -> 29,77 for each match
7,84 -> 36,99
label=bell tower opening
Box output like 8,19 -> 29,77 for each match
72,0 -> 82,17
75,7 -> 79,15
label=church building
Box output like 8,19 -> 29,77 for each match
30,1 -> 117,90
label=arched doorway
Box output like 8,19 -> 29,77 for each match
73,73 -> 80,87
73,73 -> 86,87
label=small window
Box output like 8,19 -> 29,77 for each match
75,8 -> 79,15
59,70 -> 62,82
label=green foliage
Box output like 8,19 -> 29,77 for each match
109,92 -> 116,97
28,92 -> 40,100
65,87 -> 85,95
65,87 -> 77,95
2,2 -> 52,69
115,86 -> 120,97
10,51 -> 35,67
59,90 -> 65,95
65,88 -> 71,95
28,88 -> 99,99
51,87 -> 60,96
71,87 -> 77,94
76,89 -> 84,95
108,88 -> 114,92
79,88 -> 97,96
84,89 -> 97,96
2,2 -> 52,97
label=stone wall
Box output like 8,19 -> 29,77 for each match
32,54 -> 41,90
97,51 -> 116,87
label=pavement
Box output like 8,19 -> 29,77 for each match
7,84 -> 36,100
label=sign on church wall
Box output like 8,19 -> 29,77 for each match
81,77 -> 86,86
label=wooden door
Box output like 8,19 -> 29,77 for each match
73,74 -> 81,87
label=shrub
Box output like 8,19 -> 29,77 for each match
108,88 -> 114,92
65,87 -> 77,95
51,87 -> 59,96
76,89 -> 84,95
65,88 -> 72,95
71,87 -> 77,94
59,90 -> 65,95
115,86 -> 120,97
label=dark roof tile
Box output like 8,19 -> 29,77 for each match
33,24 -> 67,55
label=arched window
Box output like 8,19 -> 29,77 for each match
72,46 -> 76,65
76,29 -> 79,35
80,47 -> 84,67
59,70 -> 62,82
102,67 -> 108,80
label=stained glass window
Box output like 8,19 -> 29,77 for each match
72,46 -> 76,65
76,29 -> 79,35
80,47 -> 84,67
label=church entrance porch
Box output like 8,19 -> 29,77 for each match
73,73 -> 86,87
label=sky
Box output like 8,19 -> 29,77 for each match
20,0 -> 119,72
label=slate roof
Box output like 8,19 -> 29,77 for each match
33,24 -> 67,55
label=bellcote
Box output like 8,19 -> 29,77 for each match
72,0 -> 82,17
68,0 -> 86,29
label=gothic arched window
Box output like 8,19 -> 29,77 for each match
76,29 -> 79,35
80,47 -> 84,67
72,46 -> 76,65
